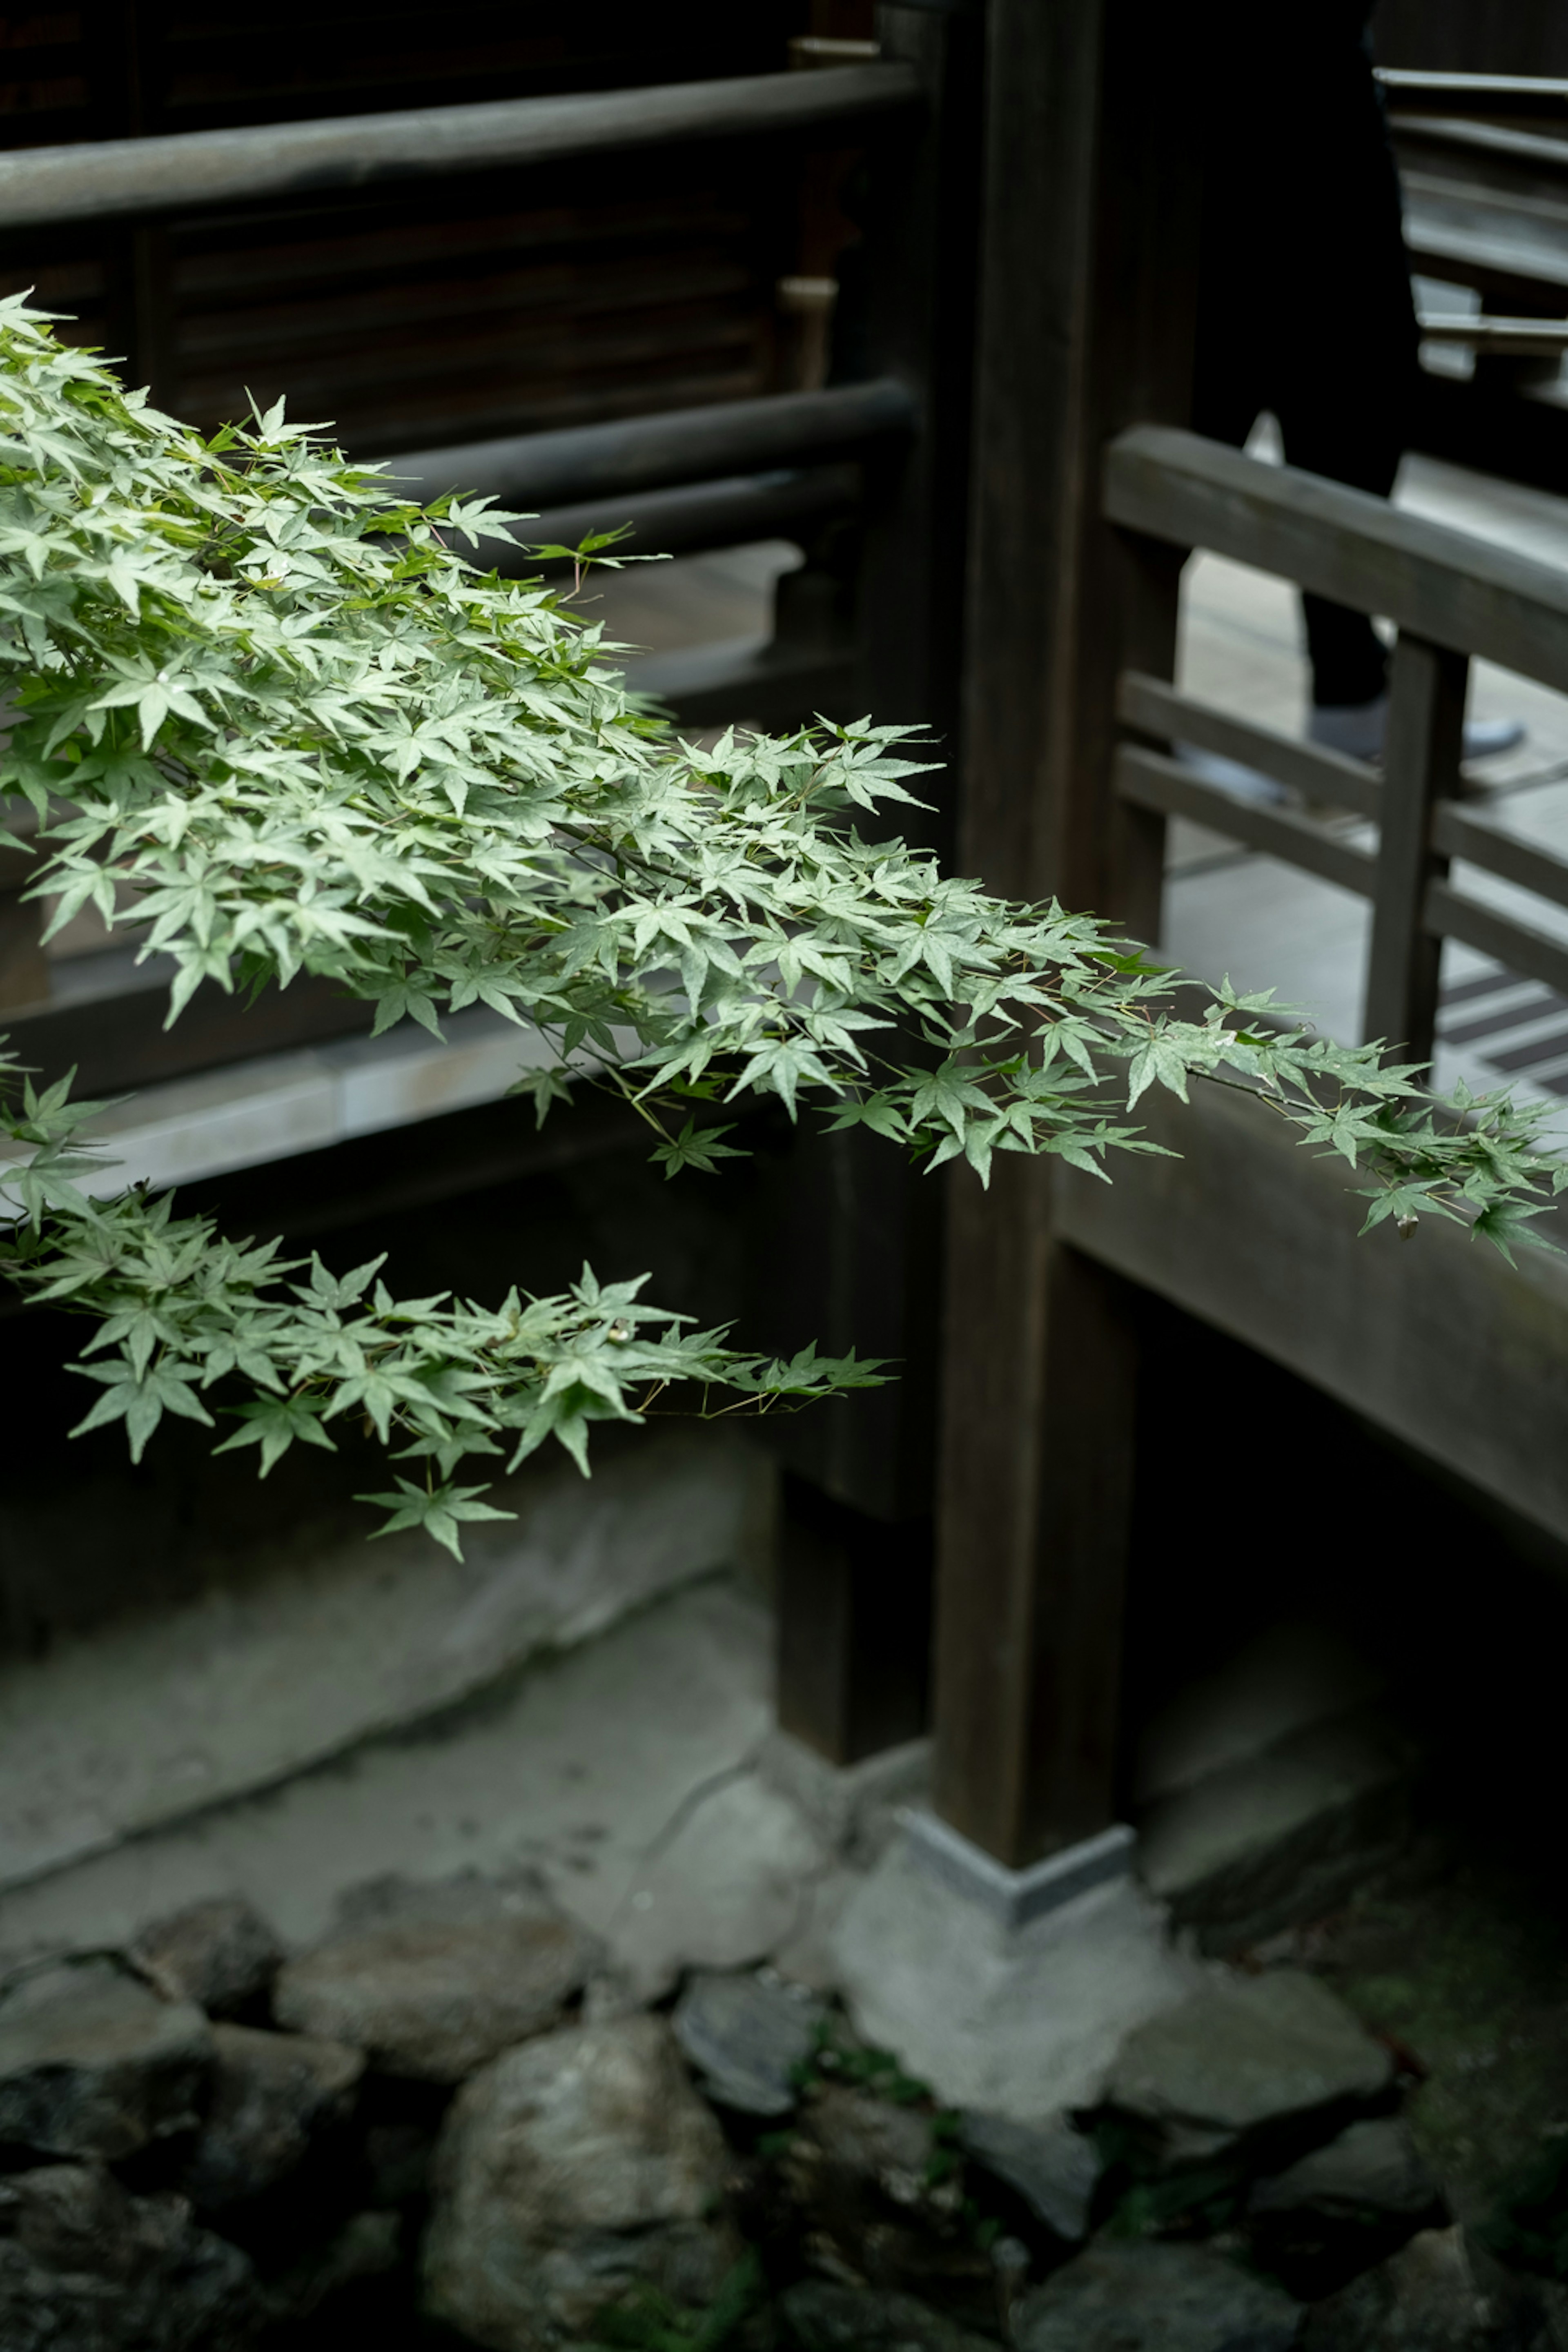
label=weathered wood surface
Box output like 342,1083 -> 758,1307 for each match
1379,69 -> 1568,114
6,964 -> 376,1095
633,641 -> 856,732
935,0 -> 1198,1866
1105,426 -> 1568,694
1363,637 -> 1467,1058
1418,316 -> 1568,354
776,1474 -> 931,1768
1117,671 -> 1380,817
1434,803 -> 1568,914
1423,879 -> 1568,999
383,379 -> 915,511
934,1171 -> 1139,1866
490,466 -> 862,575
1052,1074 -> 1568,1551
1390,116 -> 1568,172
0,65 -> 923,231
1116,745 -> 1377,897
768,0 -> 974,1739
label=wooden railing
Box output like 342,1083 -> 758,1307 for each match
0,61 -> 933,1095
0,65 -> 920,230
1105,423 -> 1568,1060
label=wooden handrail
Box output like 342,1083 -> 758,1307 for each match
381,379 -> 915,509
1105,425 -> 1568,695
0,62 -> 921,232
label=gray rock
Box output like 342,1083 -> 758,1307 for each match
273,1874 -> 590,2082
131,1897 -> 282,2018
0,2163 -> 264,2350
1014,2241 -> 1301,2352
1299,2226 -> 1547,2351
0,1956 -> 212,2160
1248,2117 -> 1446,2299
782,2278 -> 999,2352
672,1967 -> 824,2116
1301,2224 -> 1546,2349
1108,1970 -> 1392,2158
422,2011 -> 742,2350
181,2021 -> 364,2209
958,2108 -> 1103,2242
1251,2118 -> 1441,2221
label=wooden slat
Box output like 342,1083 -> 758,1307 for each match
495,466 -> 862,575
1117,671 -> 1381,817
1434,804 -> 1568,916
1379,71 -> 1568,115
630,641 -> 856,731
1115,744 -> 1377,896
1104,425 -> 1568,695
383,377 -> 914,509
1420,317 -> 1568,355
0,63 -> 922,230
4,964 -> 375,1094
1363,637 -> 1467,1059
1405,217 -> 1568,310
1424,880 -> 1568,1001
1389,116 -> 1568,174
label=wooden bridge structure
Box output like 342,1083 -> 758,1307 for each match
4,0 -> 1568,1898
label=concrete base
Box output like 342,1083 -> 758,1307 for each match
900,1811 -> 1136,1929
830,1822 -> 1203,2120
0,1577 -> 816,1990
0,1431 -> 770,1896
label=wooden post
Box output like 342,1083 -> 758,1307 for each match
931,0 -> 1198,1864
777,1473 -> 932,1766
935,1226 -> 1139,1861
1362,634 -> 1468,1063
0,808 -> 48,1011
772,0 -> 983,1764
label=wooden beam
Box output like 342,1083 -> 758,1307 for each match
0,64 -> 923,232
1051,1074 -> 1568,1553
933,0 -> 1199,1868
934,1186 -> 1140,1864
776,1473 -> 932,1766
382,379 -> 915,513
1105,425 -> 1568,694
768,0 -> 984,1766
1117,671 -> 1381,818
1116,745 -> 1377,897
4,965 -> 375,1095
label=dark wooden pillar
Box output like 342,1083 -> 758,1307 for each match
773,0 -> 983,1766
931,0 -> 1198,1863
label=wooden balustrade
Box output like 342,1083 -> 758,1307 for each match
1106,425 -> 1568,1060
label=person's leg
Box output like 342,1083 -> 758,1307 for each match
1269,28 -> 1417,730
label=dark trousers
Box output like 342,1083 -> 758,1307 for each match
1191,11 -> 1419,708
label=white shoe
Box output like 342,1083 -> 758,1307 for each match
1308,693 -> 1525,764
